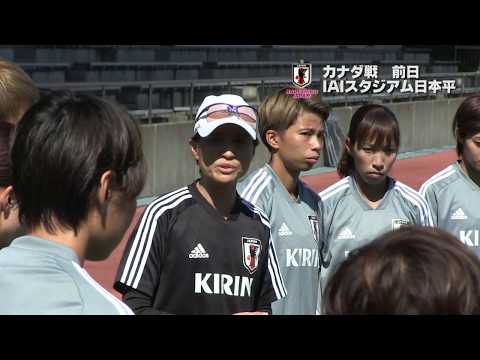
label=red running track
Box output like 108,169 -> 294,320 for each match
85,149 -> 458,299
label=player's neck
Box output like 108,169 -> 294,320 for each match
29,224 -> 88,266
353,172 -> 388,208
196,179 -> 237,218
269,157 -> 300,199
459,160 -> 480,188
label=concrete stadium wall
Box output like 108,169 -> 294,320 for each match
139,97 -> 464,197
139,122 -> 271,197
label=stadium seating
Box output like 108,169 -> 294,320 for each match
0,45 -> 471,115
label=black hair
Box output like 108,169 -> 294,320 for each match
11,90 -> 146,233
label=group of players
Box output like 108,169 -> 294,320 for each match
0,57 -> 479,314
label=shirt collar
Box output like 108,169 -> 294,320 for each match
9,235 -> 81,264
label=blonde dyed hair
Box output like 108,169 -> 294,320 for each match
258,88 -> 330,152
0,58 -> 39,124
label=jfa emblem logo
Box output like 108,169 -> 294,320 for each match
392,219 -> 409,231
292,63 -> 312,88
308,215 -> 320,245
242,237 -> 262,274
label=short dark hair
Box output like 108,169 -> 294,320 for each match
323,226 -> 480,314
452,95 -> 480,155
11,90 -> 146,233
337,104 -> 400,178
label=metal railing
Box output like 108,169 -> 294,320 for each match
37,71 -> 480,123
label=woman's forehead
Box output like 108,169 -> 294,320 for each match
358,130 -> 397,147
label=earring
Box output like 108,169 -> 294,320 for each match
7,196 -> 16,208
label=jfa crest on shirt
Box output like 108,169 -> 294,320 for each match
308,215 -> 320,245
242,237 -> 262,274
392,218 -> 409,230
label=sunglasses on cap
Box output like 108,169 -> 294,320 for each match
195,103 -> 258,128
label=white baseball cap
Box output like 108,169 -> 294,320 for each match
193,94 -> 257,140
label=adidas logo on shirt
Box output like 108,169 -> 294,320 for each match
278,223 -> 293,236
451,208 -> 468,220
189,243 -> 209,259
337,227 -> 355,240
